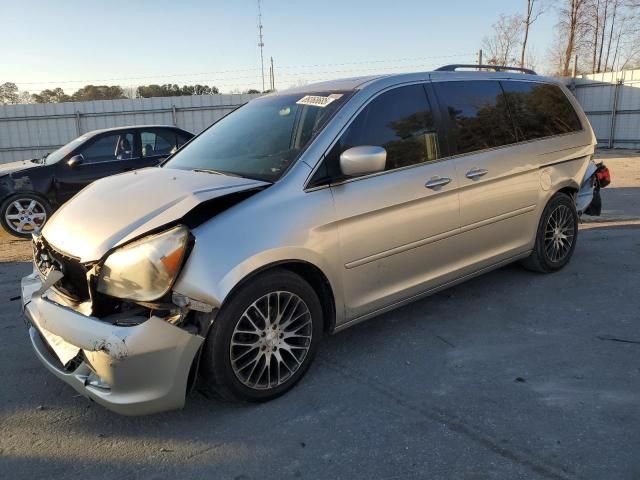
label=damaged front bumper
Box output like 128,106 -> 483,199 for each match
21,271 -> 205,415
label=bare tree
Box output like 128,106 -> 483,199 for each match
580,0 -> 639,72
603,0 -> 621,69
555,0 -> 589,75
483,14 -> 524,66
613,1 -> 640,70
596,0 -> 611,71
588,0 -> 601,71
520,0 -> 546,68
524,45 -> 540,70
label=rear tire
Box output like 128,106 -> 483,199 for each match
0,193 -> 51,239
521,192 -> 578,273
200,269 -> 323,402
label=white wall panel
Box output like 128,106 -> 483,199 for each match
571,68 -> 640,148
0,94 -> 259,164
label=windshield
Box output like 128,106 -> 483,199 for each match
44,134 -> 93,165
163,91 -> 351,182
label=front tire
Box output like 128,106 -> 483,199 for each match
0,193 -> 51,239
200,269 -> 323,402
521,192 -> 578,273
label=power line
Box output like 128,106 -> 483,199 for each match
140,60 -> 478,85
11,53 -> 476,88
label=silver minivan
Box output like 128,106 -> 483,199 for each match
22,66 -> 606,415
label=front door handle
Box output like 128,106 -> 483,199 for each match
425,177 -> 452,189
466,168 -> 488,179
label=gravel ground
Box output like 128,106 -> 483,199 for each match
0,150 -> 638,479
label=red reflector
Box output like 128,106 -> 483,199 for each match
596,166 -> 611,187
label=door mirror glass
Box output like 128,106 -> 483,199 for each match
340,146 -> 386,177
67,154 -> 84,168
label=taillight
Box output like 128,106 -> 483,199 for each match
596,165 -> 611,188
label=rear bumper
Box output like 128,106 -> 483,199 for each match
21,272 -> 204,416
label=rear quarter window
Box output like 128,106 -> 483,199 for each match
500,81 -> 583,140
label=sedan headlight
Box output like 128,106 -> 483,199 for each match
97,226 -> 190,302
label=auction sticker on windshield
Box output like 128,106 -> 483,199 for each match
296,94 -> 343,108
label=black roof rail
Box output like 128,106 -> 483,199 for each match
435,64 -> 537,75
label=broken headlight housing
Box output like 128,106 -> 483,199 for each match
96,225 -> 190,302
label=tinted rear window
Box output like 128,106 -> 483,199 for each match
434,80 -> 517,155
501,81 -> 582,140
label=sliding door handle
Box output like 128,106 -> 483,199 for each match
466,168 -> 488,179
425,177 -> 452,189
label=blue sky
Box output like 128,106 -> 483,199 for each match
1,0 -> 558,93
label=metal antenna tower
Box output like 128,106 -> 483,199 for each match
257,0 -> 265,92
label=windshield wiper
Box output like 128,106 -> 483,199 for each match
193,168 -> 243,178
193,168 -> 273,183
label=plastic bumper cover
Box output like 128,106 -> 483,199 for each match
21,272 -> 204,416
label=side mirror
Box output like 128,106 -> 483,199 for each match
339,146 -> 386,177
67,154 -> 84,168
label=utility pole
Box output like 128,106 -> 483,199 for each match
257,0 -> 265,92
477,49 -> 483,69
572,54 -> 578,77
270,56 -> 275,91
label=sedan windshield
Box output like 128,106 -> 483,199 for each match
44,134 -> 93,165
163,91 -> 351,182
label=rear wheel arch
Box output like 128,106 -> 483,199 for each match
557,185 -> 578,199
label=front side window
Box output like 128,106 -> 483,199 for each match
501,81 -> 582,140
163,92 -> 350,182
434,80 -> 517,155
78,133 -> 135,164
44,134 -> 92,165
323,84 -> 439,180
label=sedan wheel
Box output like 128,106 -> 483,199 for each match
1,196 -> 50,238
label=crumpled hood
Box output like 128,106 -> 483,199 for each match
43,167 -> 268,262
0,159 -> 40,176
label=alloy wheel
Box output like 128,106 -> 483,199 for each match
4,198 -> 47,235
230,291 -> 313,390
544,204 -> 575,262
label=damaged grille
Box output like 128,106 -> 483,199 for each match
33,236 -> 90,302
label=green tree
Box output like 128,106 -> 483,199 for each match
32,87 -> 71,103
70,85 -> 126,101
136,83 -> 220,98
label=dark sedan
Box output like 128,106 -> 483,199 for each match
0,125 -> 193,237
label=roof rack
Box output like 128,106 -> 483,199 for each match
435,64 -> 537,75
